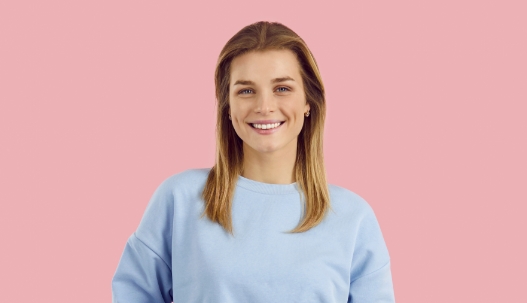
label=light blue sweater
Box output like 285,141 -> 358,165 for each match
112,168 -> 395,302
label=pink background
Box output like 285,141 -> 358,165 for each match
1,0 -> 525,302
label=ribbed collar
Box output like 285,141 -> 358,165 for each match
236,175 -> 301,195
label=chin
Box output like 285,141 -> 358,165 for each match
249,143 -> 282,154
255,146 -> 280,154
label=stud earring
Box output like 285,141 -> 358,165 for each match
305,111 -> 310,117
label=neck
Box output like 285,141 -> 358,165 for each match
241,143 -> 297,184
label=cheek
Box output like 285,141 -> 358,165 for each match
231,116 -> 248,136
229,100 -> 249,116
285,105 -> 305,121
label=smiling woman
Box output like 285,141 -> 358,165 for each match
228,49 -> 311,180
112,21 -> 396,303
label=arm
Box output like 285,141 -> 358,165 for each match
112,177 -> 175,303
348,206 -> 395,303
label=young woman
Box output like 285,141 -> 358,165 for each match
112,21 -> 395,302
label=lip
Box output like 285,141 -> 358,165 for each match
248,121 -> 285,135
248,119 -> 285,124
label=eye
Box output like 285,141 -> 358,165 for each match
238,88 -> 253,94
276,86 -> 290,93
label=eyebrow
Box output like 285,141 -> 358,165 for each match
233,76 -> 295,86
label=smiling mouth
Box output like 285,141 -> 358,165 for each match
249,121 -> 285,130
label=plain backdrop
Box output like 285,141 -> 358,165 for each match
1,0 -> 525,302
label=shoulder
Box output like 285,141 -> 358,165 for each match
326,183 -> 390,257
143,168 -> 210,203
160,167 -> 211,187
144,167 -> 211,210
164,167 -> 211,183
327,183 -> 375,220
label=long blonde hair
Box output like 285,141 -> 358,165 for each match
202,21 -> 330,234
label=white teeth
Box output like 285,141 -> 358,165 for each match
252,122 -> 281,129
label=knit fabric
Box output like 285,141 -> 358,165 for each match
112,168 -> 395,302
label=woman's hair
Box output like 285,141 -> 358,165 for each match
202,21 -> 330,234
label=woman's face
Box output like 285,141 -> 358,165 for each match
229,49 -> 310,157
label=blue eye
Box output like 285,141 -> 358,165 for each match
276,87 -> 290,92
238,89 -> 253,94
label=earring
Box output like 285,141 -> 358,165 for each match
305,111 -> 310,117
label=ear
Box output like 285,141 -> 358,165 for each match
305,102 -> 310,113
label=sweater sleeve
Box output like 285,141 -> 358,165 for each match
348,205 -> 395,302
112,177 -> 175,303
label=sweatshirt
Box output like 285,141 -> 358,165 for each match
111,168 -> 395,302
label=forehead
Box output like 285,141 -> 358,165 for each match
229,49 -> 301,84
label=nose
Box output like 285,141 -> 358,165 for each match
254,91 -> 276,115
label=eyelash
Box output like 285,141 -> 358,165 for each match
238,87 -> 290,94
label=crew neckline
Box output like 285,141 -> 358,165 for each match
236,175 -> 301,195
